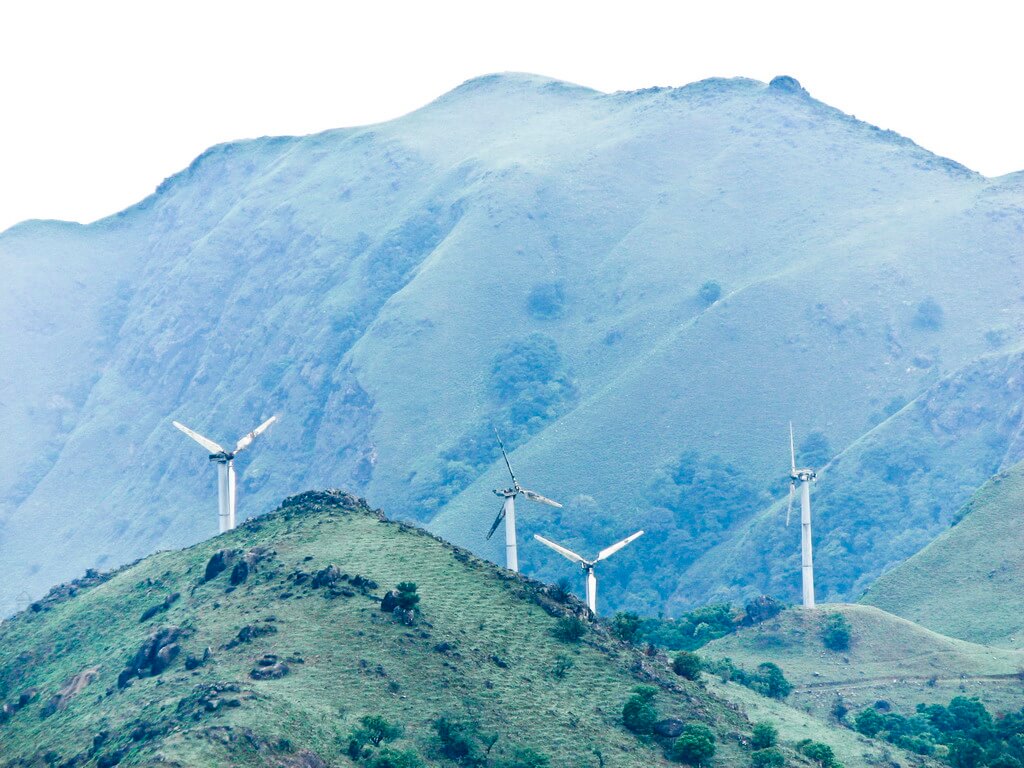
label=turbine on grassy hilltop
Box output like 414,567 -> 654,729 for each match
787,422 -> 818,608
534,530 -> 644,614
486,428 -> 562,572
172,415 -> 278,533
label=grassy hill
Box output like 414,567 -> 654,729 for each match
861,460 -> 1024,648
1,490 -> 890,767
701,604 -> 1024,724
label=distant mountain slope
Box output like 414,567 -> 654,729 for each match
861,459 -> 1024,648
2,72 -> 1023,615
702,604 -> 1024,724
0,490 -> 781,767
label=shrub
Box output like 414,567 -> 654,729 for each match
611,612 -> 643,643
433,717 -> 490,764
821,613 -> 851,652
366,749 -> 423,768
698,281 -> 722,305
672,651 -> 703,680
526,282 -> 567,320
751,722 -> 777,750
499,747 -> 550,768
754,663 -> 792,699
796,740 -> 841,767
551,578 -> 573,603
914,297 -> 944,330
751,748 -> 785,768
352,715 -> 403,748
550,655 -> 573,680
671,724 -> 716,765
622,687 -> 658,734
395,583 -> 420,611
552,616 -> 587,643
743,596 -> 784,625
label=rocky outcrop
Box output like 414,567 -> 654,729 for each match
118,627 -> 184,687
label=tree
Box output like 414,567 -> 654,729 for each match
611,612 -> 643,643
798,432 -> 831,468
366,749 -> 423,768
499,748 -> 551,768
671,724 -> 716,766
698,281 -> 722,305
751,748 -> 785,768
821,613 -> 851,652
622,687 -> 658,735
751,722 -> 777,750
914,297 -> 944,330
355,715 -> 403,747
797,740 -> 841,768
395,582 -> 420,611
948,738 -> 984,768
673,651 -> 703,680
432,717 -> 489,764
854,708 -> 884,738
552,616 -> 587,643
754,663 -> 792,699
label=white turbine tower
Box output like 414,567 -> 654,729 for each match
787,422 -> 818,608
172,415 -> 278,533
486,429 -> 562,572
534,530 -> 644,615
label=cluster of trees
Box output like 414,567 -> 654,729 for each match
621,687 -> 716,765
854,696 -> 1024,766
701,658 -> 793,700
637,597 -> 784,652
820,613 -> 852,651
347,713 -> 553,767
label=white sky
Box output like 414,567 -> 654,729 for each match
1,1 -> 1022,233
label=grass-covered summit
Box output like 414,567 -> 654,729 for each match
0,490 -> 796,767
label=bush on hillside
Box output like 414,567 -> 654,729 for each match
751,722 -> 778,750
672,651 -> 702,680
622,686 -> 658,735
914,297 -> 944,330
552,616 -> 587,643
351,715 -> 403,748
639,603 -> 739,651
698,281 -> 722,305
796,740 -> 842,767
704,658 -> 792,700
670,723 -> 716,765
526,282 -> 567,320
611,611 -> 643,643
432,717 -> 496,765
751,748 -> 785,768
395,582 -> 420,611
821,613 -> 852,652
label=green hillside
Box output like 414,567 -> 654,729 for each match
862,460 -> 1024,648
701,604 -> 1024,723
0,490 -> 872,767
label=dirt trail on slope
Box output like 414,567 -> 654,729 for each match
794,672 -> 1024,693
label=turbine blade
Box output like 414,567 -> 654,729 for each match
786,482 -> 794,526
172,421 -> 225,454
235,415 -> 278,453
533,534 -> 586,565
486,504 -> 506,540
520,488 -> 563,508
493,426 -> 517,487
790,421 -> 797,473
596,530 -> 645,562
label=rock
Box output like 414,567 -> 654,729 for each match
311,565 -> 343,588
350,575 -> 378,590
768,75 -> 808,95
117,669 -> 135,689
185,647 -> 212,671
226,623 -> 277,649
152,643 -> 180,675
205,549 -> 239,582
120,627 -> 184,685
654,718 -> 686,738
379,590 -> 399,612
39,666 -> 101,718
140,592 -> 180,622
250,661 -> 290,680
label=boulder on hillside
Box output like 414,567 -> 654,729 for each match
204,549 -> 240,582
118,627 -> 184,687
654,718 -> 686,738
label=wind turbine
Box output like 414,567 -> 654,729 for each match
534,530 -> 644,614
486,429 -> 562,572
787,422 -> 817,608
172,415 -> 277,533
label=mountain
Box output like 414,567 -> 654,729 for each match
860,459 -> 1024,648
701,604 -> 1024,725
1,490 -> 817,767
2,72 -> 1023,616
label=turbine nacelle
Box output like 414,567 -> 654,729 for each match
534,530 -> 645,614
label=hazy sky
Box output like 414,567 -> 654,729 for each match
2,1 -> 1022,233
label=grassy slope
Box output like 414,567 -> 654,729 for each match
1,491 -> 788,768
702,604 -> 1024,724
861,461 -> 1024,648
